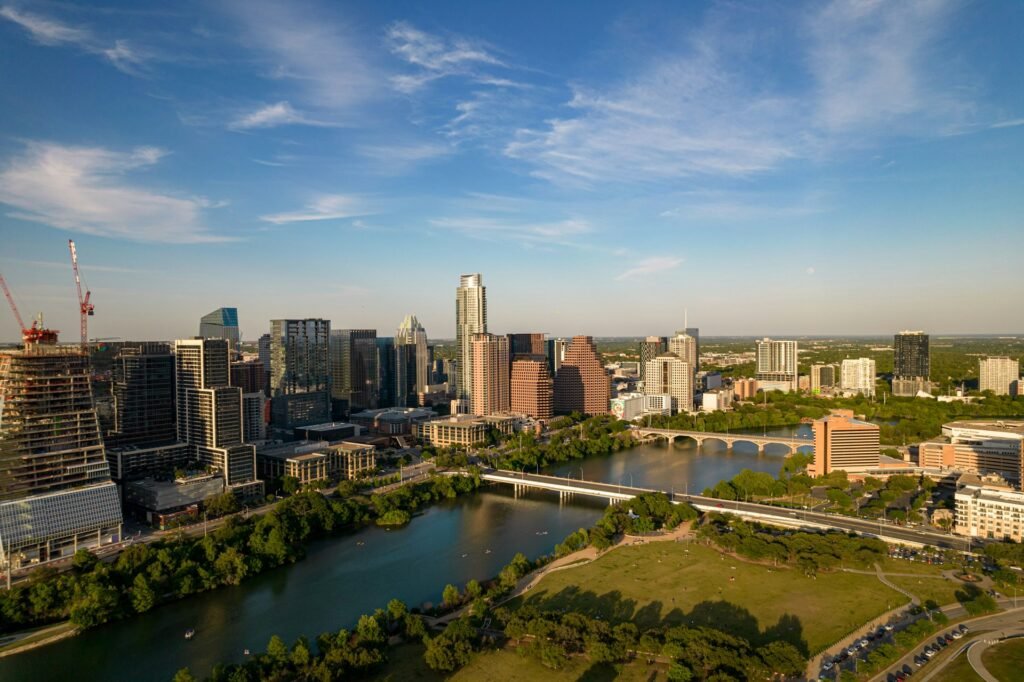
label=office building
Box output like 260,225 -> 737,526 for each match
510,357 -> 553,419
396,315 -> 430,395
470,333 -> 510,416
554,336 -> 610,415
0,345 -> 123,569
242,392 -> 267,443
199,307 -> 240,351
840,358 -> 876,397
611,393 -> 646,421
455,273 -> 487,401
668,330 -> 697,377
732,378 -> 759,400
755,338 -> 798,392
808,409 -> 880,476
638,337 -> 667,386
174,338 -> 261,496
955,482 -> 1024,543
644,353 -> 693,414
920,420 -> 1024,483
258,333 -> 271,394
810,364 -> 835,394
979,357 -> 1020,396
349,407 -> 434,435
375,337 -> 400,408
416,414 -> 516,448
230,358 -> 265,395
702,388 -> 734,412
893,331 -> 930,396
330,329 -> 379,414
685,327 -> 700,373
546,338 -> 567,377
642,393 -> 672,416
257,441 -> 375,486
270,319 -> 331,427
108,343 -> 176,447
508,333 -> 545,359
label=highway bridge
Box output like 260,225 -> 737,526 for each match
631,426 -> 813,455
475,468 -> 972,552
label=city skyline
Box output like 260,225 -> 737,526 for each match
1,1 -> 1023,341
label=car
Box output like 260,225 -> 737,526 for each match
914,656 -> 924,667
884,624 -> 895,632
960,624 -> 969,633
823,660 -> 834,671
937,637 -> 948,648
924,648 -> 936,658
951,631 -> 963,639
860,639 -> 870,648
944,634 -> 954,643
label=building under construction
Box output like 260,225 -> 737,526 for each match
0,344 -> 123,570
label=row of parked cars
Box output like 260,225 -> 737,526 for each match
888,547 -> 946,565
886,624 -> 970,681
821,624 -> 895,671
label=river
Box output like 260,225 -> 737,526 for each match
0,425 -> 810,682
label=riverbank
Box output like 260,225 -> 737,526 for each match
0,621 -> 78,659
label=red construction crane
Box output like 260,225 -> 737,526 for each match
68,240 -> 94,349
0,272 -> 58,345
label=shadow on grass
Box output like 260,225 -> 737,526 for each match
523,587 -> 809,656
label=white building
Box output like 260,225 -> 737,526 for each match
610,393 -> 646,421
642,393 -> 672,416
955,483 -> 1024,542
979,357 -> 1020,396
701,388 -> 734,412
840,358 -> 876,397
644,354 -> 693,414
755,338 -> 798,392
668,331 -> 697,376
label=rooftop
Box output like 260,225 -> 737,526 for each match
944,420 -> 1024,439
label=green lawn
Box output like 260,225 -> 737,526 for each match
878,557 -> 951,575
508,542 -> 907,654
885,575 -> 962,608
929,649 -> 983,682
981,638 -> 1024,682
371,642 -> 443,682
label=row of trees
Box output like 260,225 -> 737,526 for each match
0,474 -> 481,634
496,414 -> 634,471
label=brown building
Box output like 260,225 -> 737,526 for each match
511,357 -> 553,419
507,333 -> 546,359
470,333 -> 510,415
732,377 -> 759,400
230,359 -> 265,395
808,409 -> 880,476
554,335 -> 610,415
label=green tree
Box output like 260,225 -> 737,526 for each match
130,573 -> 156,613
71,549 -> 99,573
172,668 -> 197,682
442,583 -> 461,608
266,634 -> 289,662
205,491 -> 240,517
280,476 -> 301,496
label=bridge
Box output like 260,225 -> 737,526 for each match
473,468 -> 972,552
632,427 -> 813,455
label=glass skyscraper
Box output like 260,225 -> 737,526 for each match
199,307 -> 240,350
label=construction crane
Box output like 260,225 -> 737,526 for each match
68,240 -> 94,350
0,272 -> 58,346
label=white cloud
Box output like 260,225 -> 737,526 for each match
429,216 -> 590,247
615,256 -> 683,281
806,266 -> 816,276
260,195 -> 367,224
230,101 -> 334,130
386,21 -> 504,93
991,118 -> 1024,129
0,6 -> 146,74
356,142 -> 451,171
0,142 -> 228,243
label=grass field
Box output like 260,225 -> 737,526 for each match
981,638 -> 1024,682
878,557 -> 952,576
508,541 -> 907,654
929,648 -> 983,682
885,575 -> 962,608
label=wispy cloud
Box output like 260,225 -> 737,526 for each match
615,256 -> 683,281
230,101 -> 335,130
429,216 -> 590,247
2,258 -> 144,274
386,21 -> 506,93
260,194 -> 368,224
0,142 -> 229,243
991,118 -> 1024,129
356,142 -> 451,173
0,6 -> 146,74
659,190 -> 828,222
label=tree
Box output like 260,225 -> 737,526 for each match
442,583 -> 461,608
356,614 -> 386,645
72,549 -> 99,573
172,669 -> 197,682
130,573 -> 156,613
386,598 -> 408,625
266,634 -> 289,663
281,476 -> 300,496
465,579 -> 482,599
667,663 -> 694,682
205,491 -> 240,517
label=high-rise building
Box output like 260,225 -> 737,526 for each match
241,392 -> 267,443
269,319 -> 331,427
810,364 -> 835,393
840,358 -> 876,397
455,274 -> 487,401
668,331 -> 697,376
979,357 -> 1020,396
546,338 -> 567,377
174,338 -> 261,494
108,343 -> 176,447
510,357 -> 553,419
396,315 -> 430,395
553,336 -> 610,415
230,358 -> 265,395
375,337 -> 399,408
0,344 -> 124,569
685,327 -> 700,373
508,333 -> 546,359
470,333 -> 509,416
258,333 -> 271,394
199,307 -> 240,351
329,329 -> 378,414
643,353 -> 693,414
638,336 -> 667,385
893,331 -> 930,396
755,338 -> 798,392
808,409 -> 880,476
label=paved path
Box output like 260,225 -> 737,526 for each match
966,629 -> 1024,682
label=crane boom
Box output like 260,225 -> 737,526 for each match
68,240 -> 94,349
0,273 -> 26,333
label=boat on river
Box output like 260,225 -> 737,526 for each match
184,629 -> 195,640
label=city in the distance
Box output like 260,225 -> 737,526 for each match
1,2 -> 1023,682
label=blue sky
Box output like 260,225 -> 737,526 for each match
0,0 -> 1022,343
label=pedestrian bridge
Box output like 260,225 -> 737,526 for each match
631,427 -> 813,455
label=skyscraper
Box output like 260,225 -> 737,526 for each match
470,333 -> 509,416
554,336 -> 610,415
685,327 -> 700,373
230,358 -> 265,395
375,337 -> 400,408
0,344 -> 123,569
810,364 -> 836,393
638,336 -> 667,385
199,307 -> 240,351
893,331 -> 930,396
546,337 -> 567,377
755,338 -> 798,392
979,357 -> 1020,396
396,315 -> 430,395
507,333 -> 545,359
455,274 -> 487,401
108,342 -> 176,447
840,358 -> 876,397
511,357 -> 553,419
175,338 -> 261,494
644,353 -> 693,414
258,333 -> 271,394
329,329 -> 378,414
668,331 -> 697,376
269,319 -> 331,427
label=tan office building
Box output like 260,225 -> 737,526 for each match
510,357 -> 553,419
470,333 -> 509,416
553,336 -> 610,415
808,409 -> 880,476
920,420 -> 1024,483
979,357 -> 1020,396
